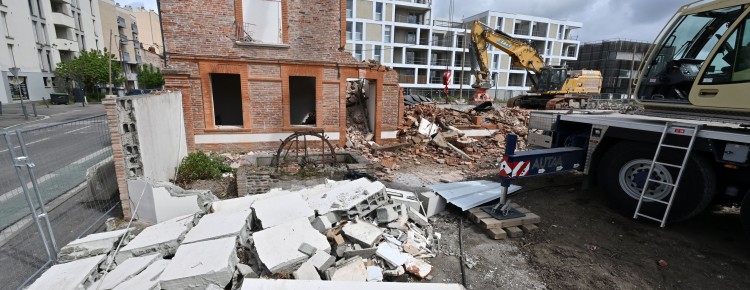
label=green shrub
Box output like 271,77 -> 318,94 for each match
176,152 -> 232,185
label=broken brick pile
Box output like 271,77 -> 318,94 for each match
28,178 -> 451,290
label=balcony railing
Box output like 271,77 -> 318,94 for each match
120,35 -> 128,44
394,15 -> 425,25
430,76 -> 443,84
405,57 -> 427,65
531,29 -> 547,37
122,52 -> 131,62
431,38 -> 452,47
514,28 -> 530,35
131,23 -> 138,33
117,16 -> 126,28
394,37 -> 417,45
396,0 -> 430,4
417,75 -> 428,84
432,20 -> 463,29
136,55 -> 142,63
399,75 -> 415,83
430,58 -> 450,66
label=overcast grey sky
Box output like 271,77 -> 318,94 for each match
119,0 -> 692,43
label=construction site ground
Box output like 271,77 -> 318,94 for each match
386,164 -> 750,290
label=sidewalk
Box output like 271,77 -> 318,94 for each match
0,102 -> 104,130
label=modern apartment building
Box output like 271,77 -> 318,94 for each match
345,0 -> 583,100
131,7 -> 162,55
1,0 -> 103,103
99,0 -> 141,90
568,39 -> 652,98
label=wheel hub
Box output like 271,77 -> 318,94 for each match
619,159 -> 674,201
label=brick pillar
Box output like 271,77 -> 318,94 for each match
103,97 -> 132,220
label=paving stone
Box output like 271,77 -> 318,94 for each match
311,216 -> 333,233
96,253 -> 160,290
181,209 -> 252,244
252,192 -> 314,229
327,256 -> 367,282
293,260 -> 321,280
112,259 -> 170,290
308,251 -> 335,272
57,229 -> 130,263
26,255 -> 106,290
253,218 -> 331,273
116,214 -> 194,264
159,237 -> 239,289
367,266 -> 384,282
342,221 -> 383,247
376,243 -> 407,267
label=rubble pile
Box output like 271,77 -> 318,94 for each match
29,178 -> 450,290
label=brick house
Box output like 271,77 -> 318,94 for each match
160,0 -> 403,152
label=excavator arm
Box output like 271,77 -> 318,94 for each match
469,20 -> 545,90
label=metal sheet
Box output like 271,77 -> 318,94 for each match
426,181 -> 522,211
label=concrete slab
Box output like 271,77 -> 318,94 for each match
240,279 -> 466,289
112,259 -> 170,290
181,209 -> 252,244
58,229 -> 130,263
26,254 -> 106,290
305,178 -> 385,215
253,218 -> 331,273
298,242 -> 317,257
159,237 -> 239,289
328,257 -> 367,282
311,216 -> 332,233
376,243 -> 407,267
292,260 -> 321,280
367,266 -> 383,282
96,253 -> 160,290
128,179 -> 209,224
210,193 -> 273,213
252,192 -> 314,229
308,251 -> 335,272
342,221 -> 383,247
115,214 -> 194,264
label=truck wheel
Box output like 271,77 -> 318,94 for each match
742,193 -> 750,236
599,141 -> 716,223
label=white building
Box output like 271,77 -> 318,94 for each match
0,0 -> 103,104
345,0 -> 583,100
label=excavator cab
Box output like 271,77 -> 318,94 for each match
535,67 -> 568,92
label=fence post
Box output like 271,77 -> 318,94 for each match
3,134 -> 56,261
32,103 -> 38,117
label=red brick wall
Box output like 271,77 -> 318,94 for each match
103,98 -> 132,219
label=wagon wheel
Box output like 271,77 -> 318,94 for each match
273,130 -> 338,173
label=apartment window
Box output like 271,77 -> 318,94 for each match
354,44 -> 363,61
346,21 -> 352,40
241,0 -> 282,44
210,74 -> 243,126
346,0 -> 352,18
492,54 -> 499,69
80,35 -> 86,50
38,49 -> 45,70
28,0 -> 36,16
1,12 -> 9,38
407,31 -> 416,44
289,76 -> 317,125
375,2 -> 383,21
46,50 -> 52,71
384,26 -> 391,43
456,35 -> 464,48
373,45 -> 382,62
7,44 -> 15,66
95,39 -> 99,50
496,17 -> 503,30
355,22 -> 363,40
32,21 -> 40,43
41,23 -> 48,43
36,0 -> 44,18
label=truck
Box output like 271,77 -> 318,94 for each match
493,0 -> 750,235
467,20 -> 603,109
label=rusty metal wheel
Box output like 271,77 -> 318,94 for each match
273,130 -> 337,173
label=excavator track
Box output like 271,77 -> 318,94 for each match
507,95 -> 589,110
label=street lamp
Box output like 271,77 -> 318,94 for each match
9,67 -> 28,120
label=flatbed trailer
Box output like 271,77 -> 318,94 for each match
506,110 -> 750,234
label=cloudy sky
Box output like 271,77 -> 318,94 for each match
119,0 -> 692,42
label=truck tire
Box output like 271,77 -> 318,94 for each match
599,141 -> 716,223
742,193 -> 750,237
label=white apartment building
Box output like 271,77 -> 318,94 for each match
0,0 -> 103,104
345,0 -> 583,100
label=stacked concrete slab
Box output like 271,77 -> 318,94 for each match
30,178 -> 453,289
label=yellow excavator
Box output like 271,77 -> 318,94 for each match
468,20 -> 603,109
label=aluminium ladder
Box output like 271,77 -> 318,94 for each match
633,122 -> 702,227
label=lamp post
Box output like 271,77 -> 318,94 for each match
9,67 -> 28,120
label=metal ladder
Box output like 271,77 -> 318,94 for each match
633,122 -> 702,227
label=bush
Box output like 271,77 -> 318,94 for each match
175,152 -> 232,185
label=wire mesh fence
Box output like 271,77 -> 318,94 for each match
0,114 -> 120,290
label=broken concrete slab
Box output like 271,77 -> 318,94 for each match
209,193 -> 272,213
111,259 -> 170,290
253,218 -> 331,273
292,260 -> 322,281
342,220 -> 383,248
116,214 -> 194,264
181,208 -> 252,245
327,256 -> 367,282
236,264 -> 259,279
26,254 -> 105,290
407,207 -> 429,227
311,215 -> 333,233
376,243 -> 407,267
308,251 -> 335,272
376,204 -> 401,223
57,229 -> 130,263
128,179 -> 215,224
298,242 -> 317,257
240,279 -> 466,290
343,247 -> 377,259
252,192 -> 314,229
96,253 -> 160,290
390,197 -> 421,212
367,266 -> 384,282
305,178 -> 385,216
405,258 -> 433,279
159,237 -> 239,290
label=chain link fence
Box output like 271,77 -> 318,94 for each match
0,114 -> 119,290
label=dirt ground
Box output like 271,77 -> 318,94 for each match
390,166 -> 750,290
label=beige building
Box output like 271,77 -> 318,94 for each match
99,0 -> 141,90
131,7 -> 163,55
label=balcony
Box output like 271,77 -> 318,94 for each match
430,58 -> 450,66
394,14 -> 426,25
52,12 -> 76,28
120,35 -> 128,45
430,76 -> 442,84
131,23 -> 138,33
133,40 -> 141,49
431,37 -> 452,47
127,72 -> 138,81
54,38 -> 79,52
433,20 -> 463,29
399,75 -> 415,83
122,52 -> 131,63
405,57 -> 427,65
394,37 -> 417,45
136,55 -> 142,63
394,0 -> 430,10
117,16 -> 126,28
417,75 -> 427,84
531,23 -> 548,37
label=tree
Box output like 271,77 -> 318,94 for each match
55,49 -> 124,101
137,63 -> 165,89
